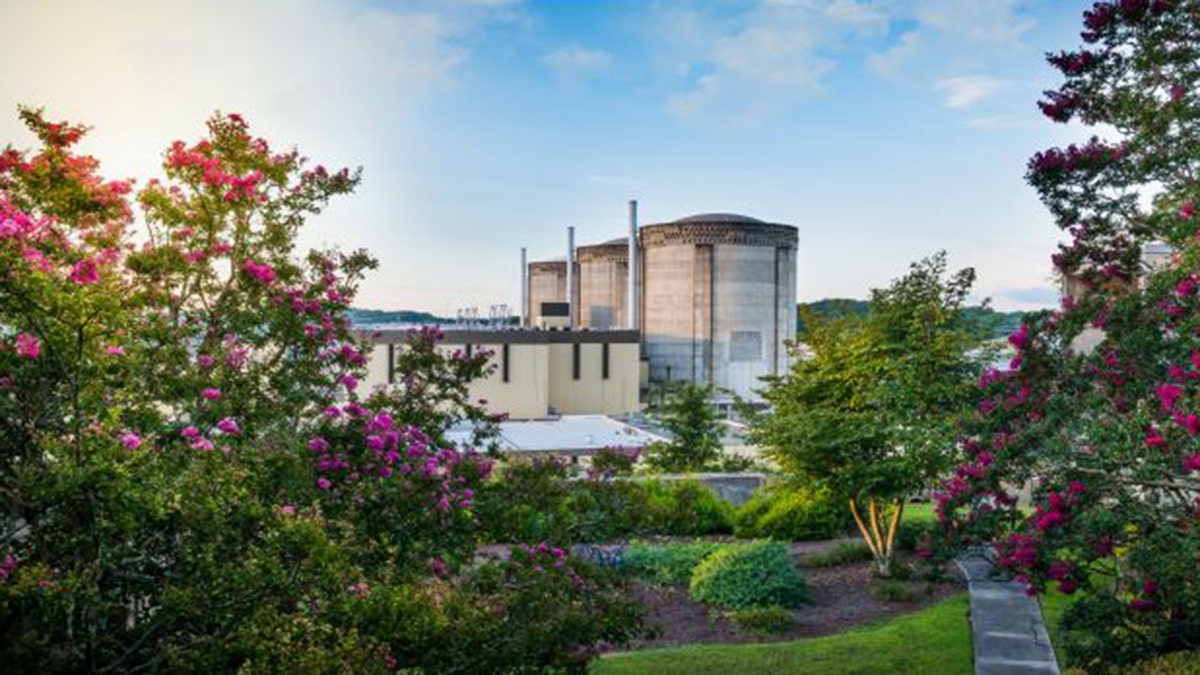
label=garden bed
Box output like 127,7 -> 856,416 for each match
629,552 -> 963,649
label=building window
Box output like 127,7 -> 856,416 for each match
502,343 -> 510,383
465,343 -> 473,358
602,343 -> 610,380
387,343 -> 395,384
572,343 -> 581,380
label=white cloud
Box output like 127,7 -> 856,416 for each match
910,0 -> 1034,44
868,29 -> 921,75
656,0 -> 888,121
936,76 -> 1012,109
540,46 -> 613,78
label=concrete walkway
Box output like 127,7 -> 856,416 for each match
956,551 -> 1061,675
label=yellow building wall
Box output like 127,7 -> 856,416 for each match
547,343 -> 640,415
462,343 -> 549,421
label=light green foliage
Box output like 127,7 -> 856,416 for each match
623,541 -> 730,585
727,606 -> 795,636
689,541 -> 808,609
751,252 -> 986,575
644,479 -> 736,536
647,382 -> 725,472
733,487 -> 850,541
593,594 -> 974,675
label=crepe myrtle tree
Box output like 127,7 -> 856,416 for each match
751,252 -> 985,577
932,1 -> 1200,668
0,108 -> 641,673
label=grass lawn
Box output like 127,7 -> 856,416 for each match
593,593 -> 972,675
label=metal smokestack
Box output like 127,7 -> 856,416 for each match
567,226 -> 575,329
520,247 -> 528,328
628,200 -> 638,331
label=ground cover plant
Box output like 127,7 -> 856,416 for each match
932,1 -> 1200,671
0,109 -> 641,673
622,541 -> 730,586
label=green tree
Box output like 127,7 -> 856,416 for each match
934,2 -> 1200,668
647,382 -> 724,472
751,252 -> 984,576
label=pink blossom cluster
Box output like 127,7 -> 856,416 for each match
0,554 -> 17,582
1029,138 -> 1124,175
310,407 -> 490,512
241,259 -> 276,284
1081,0 -> 1172,42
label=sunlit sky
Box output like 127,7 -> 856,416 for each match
1,0 -> 1101,314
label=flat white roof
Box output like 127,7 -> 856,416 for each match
447,415 -> 668,453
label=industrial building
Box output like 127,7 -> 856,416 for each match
524,208 -> 798,403
362,328 -> 642,419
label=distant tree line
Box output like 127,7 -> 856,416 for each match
797,299 -> 1026,340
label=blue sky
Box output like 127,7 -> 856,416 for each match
0,0 -> 1101,313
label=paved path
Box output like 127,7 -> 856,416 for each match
956,551 -> 1061,675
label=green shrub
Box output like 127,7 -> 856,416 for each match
802,541 -> 874,568
870,579 -> 923,603
1117,651 -> 1200,675
1059,594 -> 1171,671
474,456 -> 576,544
689,541 -> 808,609
727,605 -> 795,636
568,478 -> 653,543
645,479 -> 735,536
734,487 -> 849,541
623,542 -> 728,585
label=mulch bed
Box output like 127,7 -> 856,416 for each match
627,546 -> 964,650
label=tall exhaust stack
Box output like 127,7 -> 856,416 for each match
567,226 -> 576,329
520,247 -> 528,328
628,200 -> 638,331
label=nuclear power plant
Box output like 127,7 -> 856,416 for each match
522,204 -> 798,404
361,202 -> 798,420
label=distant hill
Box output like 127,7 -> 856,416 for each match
797,298 -> 1026,340
347,308 -> 448,326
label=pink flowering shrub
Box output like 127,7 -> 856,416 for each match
932,2 -> 1200,669
0,109 -> 639,673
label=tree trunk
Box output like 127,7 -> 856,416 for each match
849,497 -> 905,579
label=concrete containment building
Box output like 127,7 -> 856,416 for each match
522,210 -> 798,404
526,260 -> 567,325
640,214 -> 797,401
577,238 -> 629,329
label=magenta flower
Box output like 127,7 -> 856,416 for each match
197,354 -> 215,369
120,432 -> 142,450
1156,384 -> 1184,411
201,388 -> 221,401
191,437 -> 214,451
1181,201 -> 1196,220
317,477 -> 332,490
69,259 -> 101,285
217,418 -> 240,435
181,426 -> 200,439
279,504 -> 296,516
308,436 -> 330,453
241,259 -> 276,283
15,333 -> 39,358
1183,454 -> 1200,473
105,345 -> 126,356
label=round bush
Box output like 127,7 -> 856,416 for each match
733,487 -> 848,541
689,541 -> 808,609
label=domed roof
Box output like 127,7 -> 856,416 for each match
671,213 -> 765,225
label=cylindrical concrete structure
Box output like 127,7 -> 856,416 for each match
640,213 -> 798,402
567,227 -> 576,328
577,237 -> 629,330
527,259 -> 567,324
